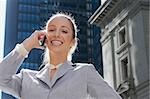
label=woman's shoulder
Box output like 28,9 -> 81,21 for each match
73,63 -> 95,71
19,69 -> 38,76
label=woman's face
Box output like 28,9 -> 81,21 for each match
46,17 -> 75,55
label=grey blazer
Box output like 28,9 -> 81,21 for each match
0,48 -> 121,99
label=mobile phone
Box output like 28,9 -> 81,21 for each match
39,35 -> 46,46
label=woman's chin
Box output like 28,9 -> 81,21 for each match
49,48 -> 63,54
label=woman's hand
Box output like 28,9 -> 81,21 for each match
22,30 -> 46,52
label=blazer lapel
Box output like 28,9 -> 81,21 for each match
36,65 -> 51,88
36,61 -> 74,88
50,61 -> 74,88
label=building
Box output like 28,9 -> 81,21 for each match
89,0 -> 149,99
2,0 -> 102,99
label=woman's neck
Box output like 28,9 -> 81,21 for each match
49,53 -> 68,66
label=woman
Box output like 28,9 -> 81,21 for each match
0,13 -> 121,99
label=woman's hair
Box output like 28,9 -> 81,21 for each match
43,12 -> 78,65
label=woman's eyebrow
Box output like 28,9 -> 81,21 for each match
48,25 -> 71,31
48,25 -> 55,28
61,26 -> 71,30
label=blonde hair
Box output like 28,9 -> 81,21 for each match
43,13 -> 78,65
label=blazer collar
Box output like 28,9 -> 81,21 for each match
36,61 -> 74,88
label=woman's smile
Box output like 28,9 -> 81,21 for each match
50,40 -> 63,46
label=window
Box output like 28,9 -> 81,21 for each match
119,27 -> 126,46
87,38 -> 93,45
120,91 -> 129,99
19,4 -> 39,14
87,29 -> 91,36
121,57 -> 128,81
86,3 -> 92,10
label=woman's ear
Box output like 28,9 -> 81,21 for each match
71,39 -> 76,47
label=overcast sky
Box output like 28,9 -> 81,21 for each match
101,0 -> 107,5
0,0 -> 6,98
0,0 -> 6,60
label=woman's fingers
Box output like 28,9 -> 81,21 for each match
22,30 -> 46,52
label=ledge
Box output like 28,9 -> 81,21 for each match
117,80 -> 130,94
116,42 -> 131,54
88,0 -> 121,26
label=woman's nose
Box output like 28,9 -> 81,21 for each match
54,30 -> 60,37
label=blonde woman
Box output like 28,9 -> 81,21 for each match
0,13 -> 122,99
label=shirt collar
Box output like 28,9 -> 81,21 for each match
46,63 -> 62,70
45,60 -> 74,70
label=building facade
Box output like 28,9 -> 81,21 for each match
89,0 -> 149,99
2,0 -> 102,99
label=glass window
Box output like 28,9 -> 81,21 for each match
19,4 -> 40,14
18,14 -> 39,22
87,38 -> 90,44
119,27 -> 126,46
121,57 -> 128,81
18,32 -> 22,40
87,29 -> 91,36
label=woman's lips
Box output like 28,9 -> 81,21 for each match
51,40 -> 63,46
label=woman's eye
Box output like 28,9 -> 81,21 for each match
48,29 -> 55,32
62,30 -> 68,33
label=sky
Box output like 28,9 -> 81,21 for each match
101,0 -> 107,5
0,0 -> 6,58
0,0 -> 7,98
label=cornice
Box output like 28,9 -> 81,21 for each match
88,0 -> 149,27
90,0 -> 149,44
88,0 -> 122,27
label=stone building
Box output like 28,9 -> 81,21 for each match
89,0 -> 149,99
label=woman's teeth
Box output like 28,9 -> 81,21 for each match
51,40 -> 63,46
